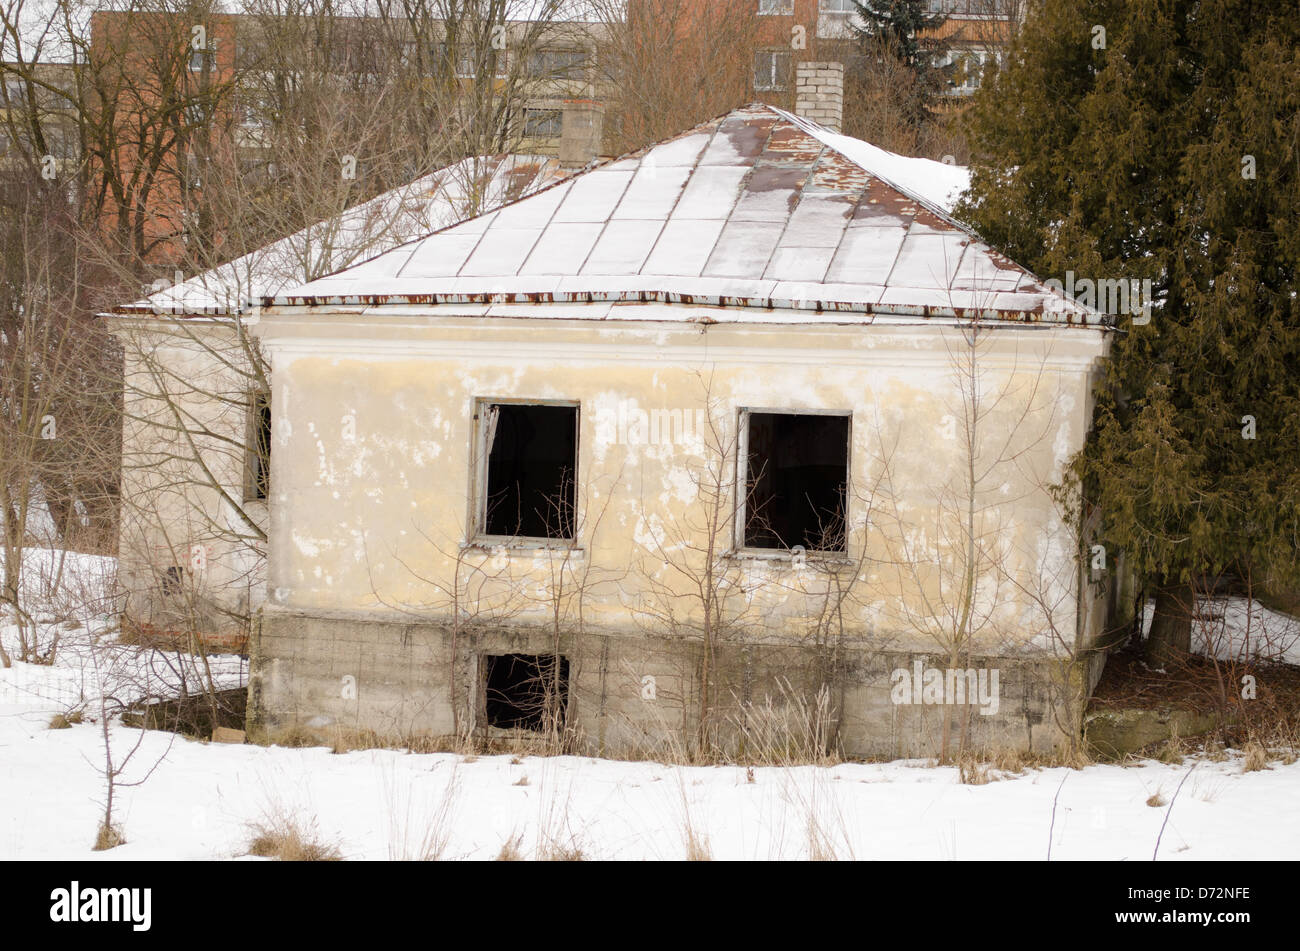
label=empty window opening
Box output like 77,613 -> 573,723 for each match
523,107 -> 563,138
247,392 -> 271,502
744,412 -> 849,552
481,403 -> 577,540
160,565 -> 185,596
484,653 -> 570,731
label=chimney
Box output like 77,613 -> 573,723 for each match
795,61 -> 844,132
560,99 -> 605,168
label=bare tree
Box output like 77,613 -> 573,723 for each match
590,0 -> 758,155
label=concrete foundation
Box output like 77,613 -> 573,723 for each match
248,607 -> 1078,758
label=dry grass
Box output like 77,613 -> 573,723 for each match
728,681 -> 839,767
495,834 -> 524,861
683,831 -> 711,861
382,762 -> 460,861
246,808 -> 342,861
1158,732 -> 1187,765
1242,740 -> 1269,773
92,822 -> 124,851
533,767 -> 589,861
673,769 -> 712,861
957,753 -> 992,785
536,838 -> 585,861
513,774 -> 530,786
271,723 -> 321,749
1146,792 -> 1167,807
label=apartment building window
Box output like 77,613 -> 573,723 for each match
188,41 -> 216,73
741,410 -> 850,553
240,96 -> 271,129
820,0 -> 857,12
759,0 -> 795,13
927,0 -> 1003,14
524,48 -> 587,80
523,107 -> 563,138
950,51 -> 989,92
433,42 -> 475,79
476,401 -> 578,541
235,36 -> 265,69
754,49 -> 792,91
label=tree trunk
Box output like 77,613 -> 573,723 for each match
1146,582 -> 1195,668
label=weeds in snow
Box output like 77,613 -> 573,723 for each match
246,809 -> 342,861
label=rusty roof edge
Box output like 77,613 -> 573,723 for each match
257,290 -> 1115,329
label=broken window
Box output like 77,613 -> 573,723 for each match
479,402 -> 577,540
246,392 -> 271,502
743,411 -> 849,552
483,653 -> 570,731
160,565 -> 185,596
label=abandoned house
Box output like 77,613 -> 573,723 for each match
246,99 -> 1124,758
105,154 -> 567,651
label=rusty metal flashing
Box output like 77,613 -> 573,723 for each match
258,289 -> 1114,329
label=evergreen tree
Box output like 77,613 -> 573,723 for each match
958,0 -> 1300,664
850,1 -> 951,124
850,0 -> 949,72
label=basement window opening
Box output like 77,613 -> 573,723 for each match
742,411 -> 849,553
479,402 -> 577,541
483,653 -> 570,731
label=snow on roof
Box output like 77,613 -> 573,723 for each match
110,154 -> 566,317
267,104 -> 1101,325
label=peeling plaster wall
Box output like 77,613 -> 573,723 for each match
111,320 -> 268,644
250,310 -> 1113,753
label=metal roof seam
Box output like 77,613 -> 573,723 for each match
755,140 -> 832,290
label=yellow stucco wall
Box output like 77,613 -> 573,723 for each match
257,309 -> 1111,658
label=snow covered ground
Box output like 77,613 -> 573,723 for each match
3,707 -> 1298,861
3,549 -> 1298,861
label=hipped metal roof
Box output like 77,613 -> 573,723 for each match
111,154 -> 565,318
264,104 -> 1101,326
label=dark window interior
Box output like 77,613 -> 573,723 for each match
483,403 -> 577,539
249,392 -> 271,501
744,412 -> 849,551
484,653 -> 570,731
161,565 -> 185,596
